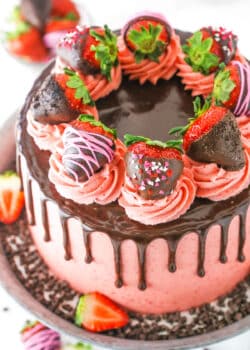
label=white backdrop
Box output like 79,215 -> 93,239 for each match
0,0 -> 250,349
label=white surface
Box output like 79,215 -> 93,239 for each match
0,0 -> 250,349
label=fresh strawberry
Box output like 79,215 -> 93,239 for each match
51,0 -> 80,20
123,15 -> 171,63
20,0 -> 51,30
124,135 -> 183,200
57,25 -> 118,80
169,97 -> 245,170
45,18 -> 78,33
213,61 -> 250,116
62,115 -> 116,182
75,292 -> 129,332
182,27 -> 238,75
0,171 -> 24,225
6,26 -> 48,62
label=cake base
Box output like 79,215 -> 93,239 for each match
0,215 -> 250,347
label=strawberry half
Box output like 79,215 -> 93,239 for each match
124,135 -> 183,200
0,171 -> 24,225
62,115 -> 116,182
182,27 -> 238,75
20,0 -> 51,30
123,15 -> 171,63
169,97 -> 245,171
75,292 -> 129,332
213,61 -> 250,116
57,25 -> 118,80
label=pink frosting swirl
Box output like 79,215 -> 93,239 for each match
49,139 -> 126,205
118,32 -> 181,85
184,144 -> 250,201
26,106 -> 99,152
21,323 -> 61,350
237,116 -> 250,152
176,50 -> 246,97
119,167 -> 197,225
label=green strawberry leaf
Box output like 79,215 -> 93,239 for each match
64,68 -> 94,106
124,134 -> 183,151
90,25 -> 118,80
78,114 -> 117,138
213,68 -> 236,104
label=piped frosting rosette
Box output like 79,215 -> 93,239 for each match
56,25 -> 122,101
21,322 -> 61,350
237,116 -> 250,152
49,116 -> 126,205
177,25 -> 247,97
183,144 -> 250,202
118,12 -> 181,85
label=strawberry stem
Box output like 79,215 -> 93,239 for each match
124,134 -> 183,151
78,114 -> 117,138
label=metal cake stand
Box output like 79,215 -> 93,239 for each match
0,114 -> 250,350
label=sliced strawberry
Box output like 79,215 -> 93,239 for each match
51,0 -> 80,20
182,27 -> 238,75
124,135 -> 183,200
0,171 -> 24,225
169,97 -> 245,170
45,18 -> 78,33
7,26 -> 48,62
63,115 -> 116,182
124,15 -> 171,63
75,293 -> 129,332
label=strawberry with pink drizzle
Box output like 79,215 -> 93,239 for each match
177,26 -> 246,96
56,25 -> 122,100
118,12 -> 181,84
212,61 -> 250,117
21,321 -> 61,350
49,115 -> 126,204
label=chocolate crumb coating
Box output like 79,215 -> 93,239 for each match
29,74 -> 79,125
187,111 -> 246,171
21,0 -> 51,31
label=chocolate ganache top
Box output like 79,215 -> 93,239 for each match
17,30 -> 250,244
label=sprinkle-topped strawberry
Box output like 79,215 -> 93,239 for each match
62,115 -> 116,182
123,14 -> 171,63
169,97 -> 245,170
212,61 -> 250,116
124,135 -> 183,200
182,27 -> 238,75
57,25 -> 119,80
0,171 -> 24,225
75,292 -> 129,332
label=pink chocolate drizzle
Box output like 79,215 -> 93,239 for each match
21,323 -> 61,350
232,61 -> 250,116
62,126 -> 115,182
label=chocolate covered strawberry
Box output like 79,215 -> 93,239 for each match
124,135 -> 183,200
62,115 -> 117,182
123,14 -> 171,63
169,97 -> 245,170
182,27 -> 238,75
20,0 -> 51,30
30,70 -> 94,124
21,321 -> 61,349
212,61 -> 250,116
75,292 -> 129,332
57,25 -> 119,79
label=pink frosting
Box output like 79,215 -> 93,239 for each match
184,144 -> 250,201
21,323 -> 61,350
238,116 -> 250,151
118,32 -> 181,85
119,167 -> 197,225
26,107 -> 99,152
49,139 -> 126,204
80,65 -> 122,101
177,49 -> 246,97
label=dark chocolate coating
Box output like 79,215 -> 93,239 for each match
187,111 -> 246,171
21,0 -> 51,31
29,74 -> 79,124
125,153 -> 184,200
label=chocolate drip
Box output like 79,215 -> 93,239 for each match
238,208 -> 247,262
41,199 -> 50,242
61,217 -> 72,260
82,225 -> 93,263
220,218 -> 231,263
111,239 -> 123,288
167,238 -> 179,273
137,243 -> 147,290
27,179 -> 35,225
197,230 -> 208,277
